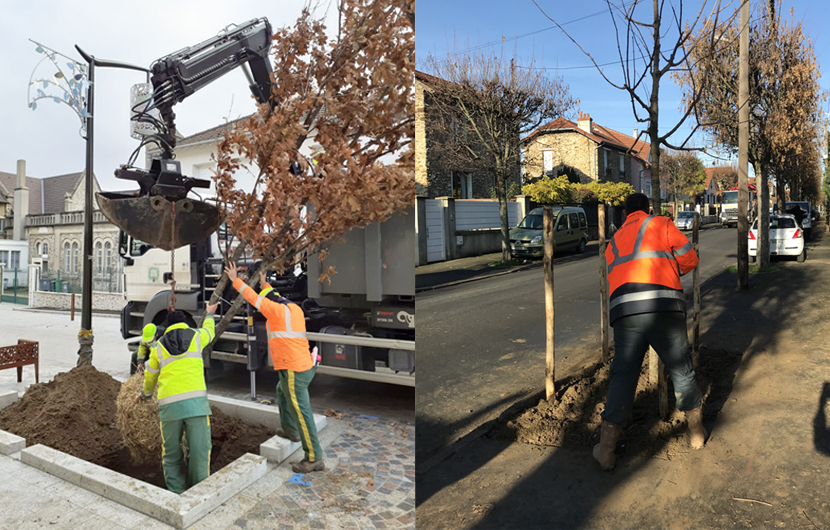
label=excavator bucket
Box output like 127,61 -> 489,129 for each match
96,192 -> 222,251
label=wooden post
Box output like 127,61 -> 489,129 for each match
71,293 -> 75,321
599,203 -> 609,363
693,212 -> 701,367
544,206 -> 556,401
658,356 -> 670,419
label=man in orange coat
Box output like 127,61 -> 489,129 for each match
225,262 -> 325,473
594,193 -> 707,471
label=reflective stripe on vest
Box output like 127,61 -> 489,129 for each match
146,365 -> 160,374
266,304 -> 307,339
609,288 -> 686,311
607,215 -> 678,275
255,295 -> 265,310
158,389 -> 208,406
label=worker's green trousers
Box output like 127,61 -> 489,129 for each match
160,416 -> 211,494
277,368 -> 323,463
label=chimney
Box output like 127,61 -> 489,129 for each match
577,111 -> 592,134
65,192 -> 72,212
13,159 -> 29,241
633,128 -> 639,140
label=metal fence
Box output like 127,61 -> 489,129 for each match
39,266 -> 122,294
0,268 -> 28,304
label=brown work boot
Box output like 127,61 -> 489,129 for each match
592,419 -> 622,471
276,428 -> 301,442
685,406 -> 708,449
292,459 -> 326,473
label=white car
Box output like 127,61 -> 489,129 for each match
748,214 -> 805,263
675,210 -> 696,231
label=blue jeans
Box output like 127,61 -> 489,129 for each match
602,311 -> 703,425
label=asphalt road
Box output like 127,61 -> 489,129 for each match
416,225 -> 740,464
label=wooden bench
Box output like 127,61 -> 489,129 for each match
0,340 -> 39,384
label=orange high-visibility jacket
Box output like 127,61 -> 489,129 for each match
605,211 -> 699,324
232,278 -> 312,372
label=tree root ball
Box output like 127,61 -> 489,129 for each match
116,373 -> 162,466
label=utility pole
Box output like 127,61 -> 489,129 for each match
737,0 -> 750,289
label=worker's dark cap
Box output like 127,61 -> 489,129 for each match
164,310 -> 188,327
265,292 -> 291,304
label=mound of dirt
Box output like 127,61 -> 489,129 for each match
0,365 -> 276,489
490,346 -> 743,462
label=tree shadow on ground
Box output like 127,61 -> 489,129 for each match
813,382 -> 830,456
417,226 -> 824,529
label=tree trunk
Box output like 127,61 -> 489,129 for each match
649,0 -> 662,215
497,172 -> 511,263
755,161 -> 771,269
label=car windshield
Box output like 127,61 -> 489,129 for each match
752,217 -> 796,230
723,191 -> 738,203
518,210 -> 558,229
677,212 -> 693,218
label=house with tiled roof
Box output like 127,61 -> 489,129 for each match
415,70 -> 521,198
0,161 -> 120,292
521,111 -> 655,197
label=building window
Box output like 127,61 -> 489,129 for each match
42,242 -> 48,257
95,242 -> 103,273
543,150 -> 553,174
10,251 -> 19,270
72,242 -> 79,273
645,180 -> 652,198
619,155 -> 625,179
604,149 -> 609,176
0,250 -> 7,268
105,241 -> 112,273
36,243 -> 41,256
452,172 -> 473,199
64,242 -> 70,271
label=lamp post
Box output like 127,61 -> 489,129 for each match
72,46 -> 149,365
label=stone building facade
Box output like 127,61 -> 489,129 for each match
415,70 -> 521,199
0,163 -> 121,292
522,112 -> 652,192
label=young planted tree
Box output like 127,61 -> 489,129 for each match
206,0 -> 415,337
423,51 -> 577,263
535,0 -> 734,214
677,0 -> 824,268
661,150 -> 706,215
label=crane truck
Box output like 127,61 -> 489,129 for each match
94,18 -> 414,388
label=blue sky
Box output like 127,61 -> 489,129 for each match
416,0 -> 830,170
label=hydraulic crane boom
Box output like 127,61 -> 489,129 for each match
97,18 -> 274,251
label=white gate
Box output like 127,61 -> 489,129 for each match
424,199 -> 446,262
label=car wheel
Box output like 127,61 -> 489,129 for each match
576,239 -> 587,254
797,248 -> 806,263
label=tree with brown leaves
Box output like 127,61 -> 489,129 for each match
207,0 -> 414,337
661,150 -> 706,216
423,51 -> 577,263
534,0 -> 734,215
677,0 -> 825,268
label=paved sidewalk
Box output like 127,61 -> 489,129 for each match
0,306 -> 414,530
417,222 -> 830,529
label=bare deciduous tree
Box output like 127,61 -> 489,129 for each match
662,150 -> 706,215
423,50 -> 577,263
534,0 -> 734,215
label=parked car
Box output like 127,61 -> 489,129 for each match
785,201 -> 812,239
675,210 -> 696,231
748,213 -> 805,263
510,206 -> 589,259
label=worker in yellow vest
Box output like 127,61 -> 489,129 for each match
136,303 -> 218,493
225,262 -> 325,473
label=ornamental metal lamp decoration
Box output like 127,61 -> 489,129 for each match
28,39 -> 148,366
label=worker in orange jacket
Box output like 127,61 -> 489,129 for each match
594,192 -> 707,471
225,262 -> 325,474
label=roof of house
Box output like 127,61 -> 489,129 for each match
703,166 -> 737,191
0,171 -> 85,215
523,115 -> 652,166
175,115 -> 252,148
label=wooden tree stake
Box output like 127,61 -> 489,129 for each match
693,212 -> 701,367
599,203 -> 609,363
544,206 -> 555,401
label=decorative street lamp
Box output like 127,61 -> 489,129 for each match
28,40 -> 148,366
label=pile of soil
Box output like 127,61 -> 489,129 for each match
490,346 -> 743,461
0,365 -> 275,489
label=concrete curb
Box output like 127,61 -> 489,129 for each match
21,444 -> 268,529
0,390 -> 16,411
416,262 -> 541,293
